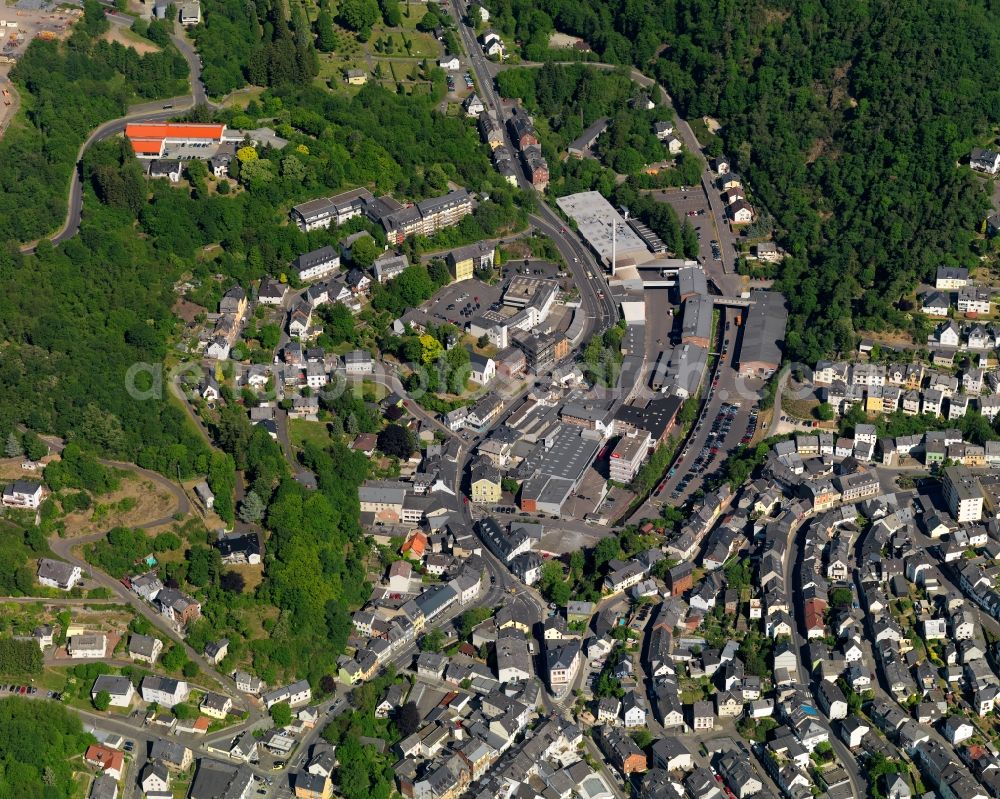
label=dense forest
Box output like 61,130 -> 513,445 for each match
0,9 -> 196,468
0,520 -> 49,597
488,0 -> 1000,361
0,6 -> 532,475
0,1 -> 187,241
0,697 -> 93,799
192,0 -> 319,96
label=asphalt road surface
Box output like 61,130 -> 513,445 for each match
633,306 -> 759,521
646,187 -> 738,293
21,19 -> 213,253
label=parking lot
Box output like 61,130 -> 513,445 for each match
665,401 -> 743,501
647,187 -> 733,289
559,465 -> 633,524
418,257 -> 569,331
501,257 -> 565,282
422,277 -> 502,329
444,69 -> 474,95
647,307 -> 762,509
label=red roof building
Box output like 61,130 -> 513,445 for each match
401,531 -> 427,559
803,598 -> 828,639
125,122 -> 227,159
84,744 -> 125,780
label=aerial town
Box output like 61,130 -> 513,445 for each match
1,2 -> 1000,799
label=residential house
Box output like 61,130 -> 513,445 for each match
2,480 -> 44,509
127,634 -> 163,665
67,633 -> 107,659
36,558 -> 82,591
200,692 -> 233,720
141,676 -> 190,708
84,745 -> 125,781
91,675 -> 135,708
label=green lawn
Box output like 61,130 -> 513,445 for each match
687,117 -> 721,150
289,419 -> 334,452
70,772 -> 91,799
371,28 -> 440,59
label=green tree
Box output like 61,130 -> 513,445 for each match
350,235 -> 378,267
830,587 -> 853,608
270,701 -> 293,726
416,8 -> 439,32
338,0 -> 379,36
457,608 -> 492,639
315,10 -> 337,52
396,700 -> 420,735
5,432 -> 22,458
161,645 -> 187,672
21,433 -> 48,462
631,729 -> 653,749
0,698 -> 94,796
420,628 -> 445,652
539,561 -> 571,605
172,701 -> 197,719
377,424 -> 413,459
379,0 -> 401,26
320,304 -> 356,345
679,398 -> 699,427
240,490 -> 266,524
152,532 -> 181,552
593,536 -> 623,569
82,0 -> 110,36
93,690 -> 111,711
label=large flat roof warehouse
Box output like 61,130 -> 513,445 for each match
521,424 -> 602,485
736,290 -> 788,378
126,122 -> 228,160
556,191 -> 652,268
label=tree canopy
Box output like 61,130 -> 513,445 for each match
491,0 -> 998,359
0,697 -> 94,799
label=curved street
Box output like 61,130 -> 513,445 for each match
20,20 -> 211,253
40,453 -> 240,700
8,8 -> 793,796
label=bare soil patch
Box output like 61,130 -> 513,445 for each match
60,476 -> 177,538
102,26 -> 160,55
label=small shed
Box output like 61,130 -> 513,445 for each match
194,481 -> 215,510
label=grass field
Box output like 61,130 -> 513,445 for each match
688,117 -> 722,151
371,27 -> 439,59
220,86 -> 266,109
317,12 -> 442,94
289,419 -> 335,452
61,473 -> 178,538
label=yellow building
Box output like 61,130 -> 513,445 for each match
470,463 -> 501,504
199,692 -> 232,720
346,69 -> 367,86
965,449 -> 987,467
865,394 -> 883,414
447,241 -> 495,283
295,773 -> 333,799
